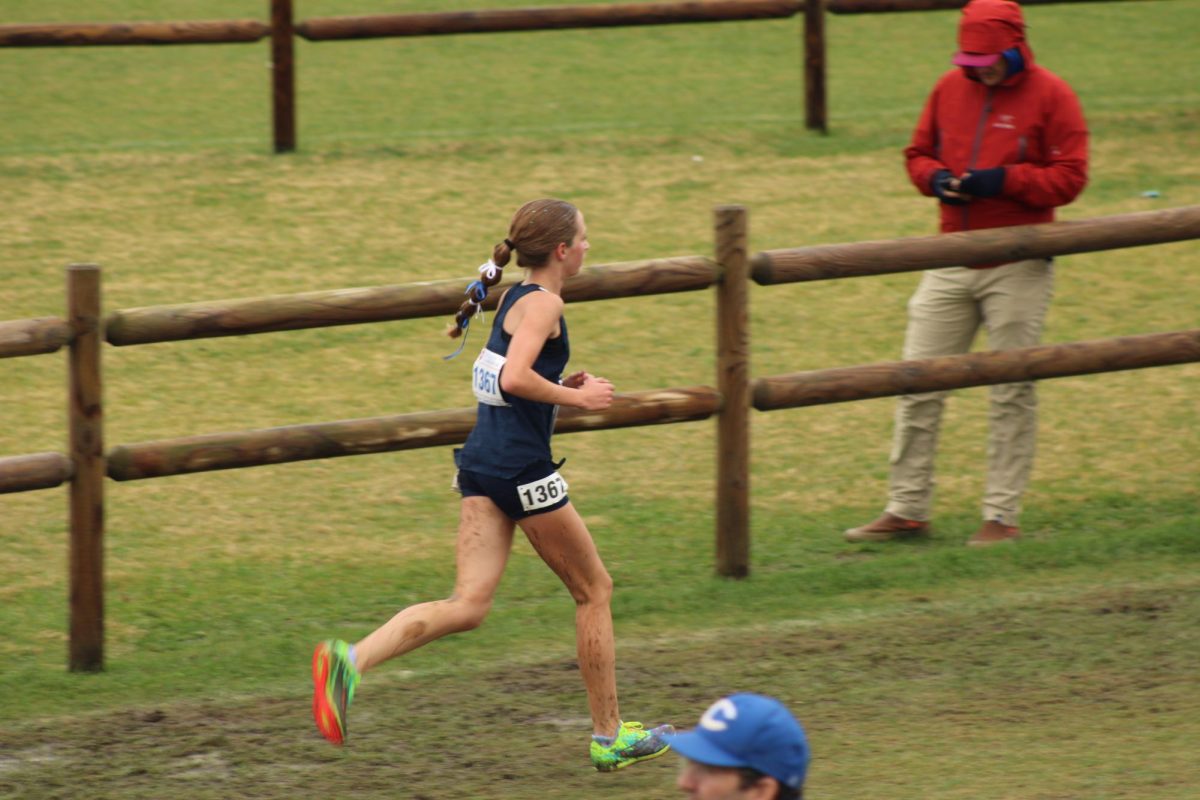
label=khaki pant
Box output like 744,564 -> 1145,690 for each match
885,259 -> 1054,526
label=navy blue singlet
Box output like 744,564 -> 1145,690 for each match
456,283 -> 570,479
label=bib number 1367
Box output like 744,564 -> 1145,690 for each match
472,348 -> 510,407
516,472 -> 568,513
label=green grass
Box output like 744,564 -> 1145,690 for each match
1,1 -> 1199,798
3,564 -> 1198,799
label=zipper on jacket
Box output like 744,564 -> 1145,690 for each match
962,88 -> 994,231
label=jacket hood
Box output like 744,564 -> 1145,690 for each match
956,0 -> 1035,84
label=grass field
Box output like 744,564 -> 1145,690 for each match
1,1 -> 1198,798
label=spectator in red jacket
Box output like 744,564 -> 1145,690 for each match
845,0 -> 1088,547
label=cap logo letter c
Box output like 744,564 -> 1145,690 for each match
700,698 -> 739,732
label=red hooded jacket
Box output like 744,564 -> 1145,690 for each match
905,0 -> 1089,245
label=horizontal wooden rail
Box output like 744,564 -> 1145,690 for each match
827,0 -> 1134,12
105,256 -> 717,346
0,317 -> 73,358
0,0 -> 1133,48
0,20 -> 269,47
827,0 -> 961,11
752,205 -> 1200,284
0,453 -> 73,494
753,330 -> 1200,410
107,385 -> 720,480
297,0 -> 802,40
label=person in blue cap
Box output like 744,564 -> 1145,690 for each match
665,692 -> 810,799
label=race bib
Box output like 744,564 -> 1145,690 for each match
516,471 -> 569,513
472,348 -> 510,407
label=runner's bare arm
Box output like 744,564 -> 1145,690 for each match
501,292 -> 612,411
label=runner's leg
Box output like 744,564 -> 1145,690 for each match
353,496 -> 515,673
519,501 -> 619,738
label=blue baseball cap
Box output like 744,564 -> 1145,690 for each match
664,693 -> 810,789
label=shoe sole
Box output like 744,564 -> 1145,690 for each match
312,643 -> 346,745
967,536 -> 1020,547
594,743 -> 671,772
844,528 -> 929,543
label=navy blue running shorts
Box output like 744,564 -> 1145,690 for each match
455,459 -> 570,521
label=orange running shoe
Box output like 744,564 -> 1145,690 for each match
312,639 -> 360,745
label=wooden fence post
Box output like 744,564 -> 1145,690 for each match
804,0 -> 827,133
271,0 -> 296,153
714,206 -> 751,578
67,264 -> 104,672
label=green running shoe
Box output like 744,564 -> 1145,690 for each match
312,639 -> 360,745
591,720 -> 675,771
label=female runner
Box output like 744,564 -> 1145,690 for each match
312,198 -> 672,771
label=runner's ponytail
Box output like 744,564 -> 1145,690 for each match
446,239 -> 513,340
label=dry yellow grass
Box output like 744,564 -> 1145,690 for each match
3,128 -> 1197,559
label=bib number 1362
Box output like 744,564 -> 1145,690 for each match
516,472 -> 568,513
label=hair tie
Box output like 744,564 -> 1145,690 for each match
504,238 -> 516,251
478,260 -> 500,283
465,279 -> 488,303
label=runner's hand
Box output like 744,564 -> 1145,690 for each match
577,376 -> 614,410
562,371 -> 592,390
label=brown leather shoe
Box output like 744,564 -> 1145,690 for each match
844,512 -> 930,543
967,520 -> 1021,547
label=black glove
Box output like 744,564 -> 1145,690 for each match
958,167 -> 1006,198
931,169 -> 967,206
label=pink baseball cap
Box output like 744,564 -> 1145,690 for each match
952,51 -> 1002,67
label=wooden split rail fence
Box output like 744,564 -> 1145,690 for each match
0,0 -> 1130,151
3,203 -> 1199,671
